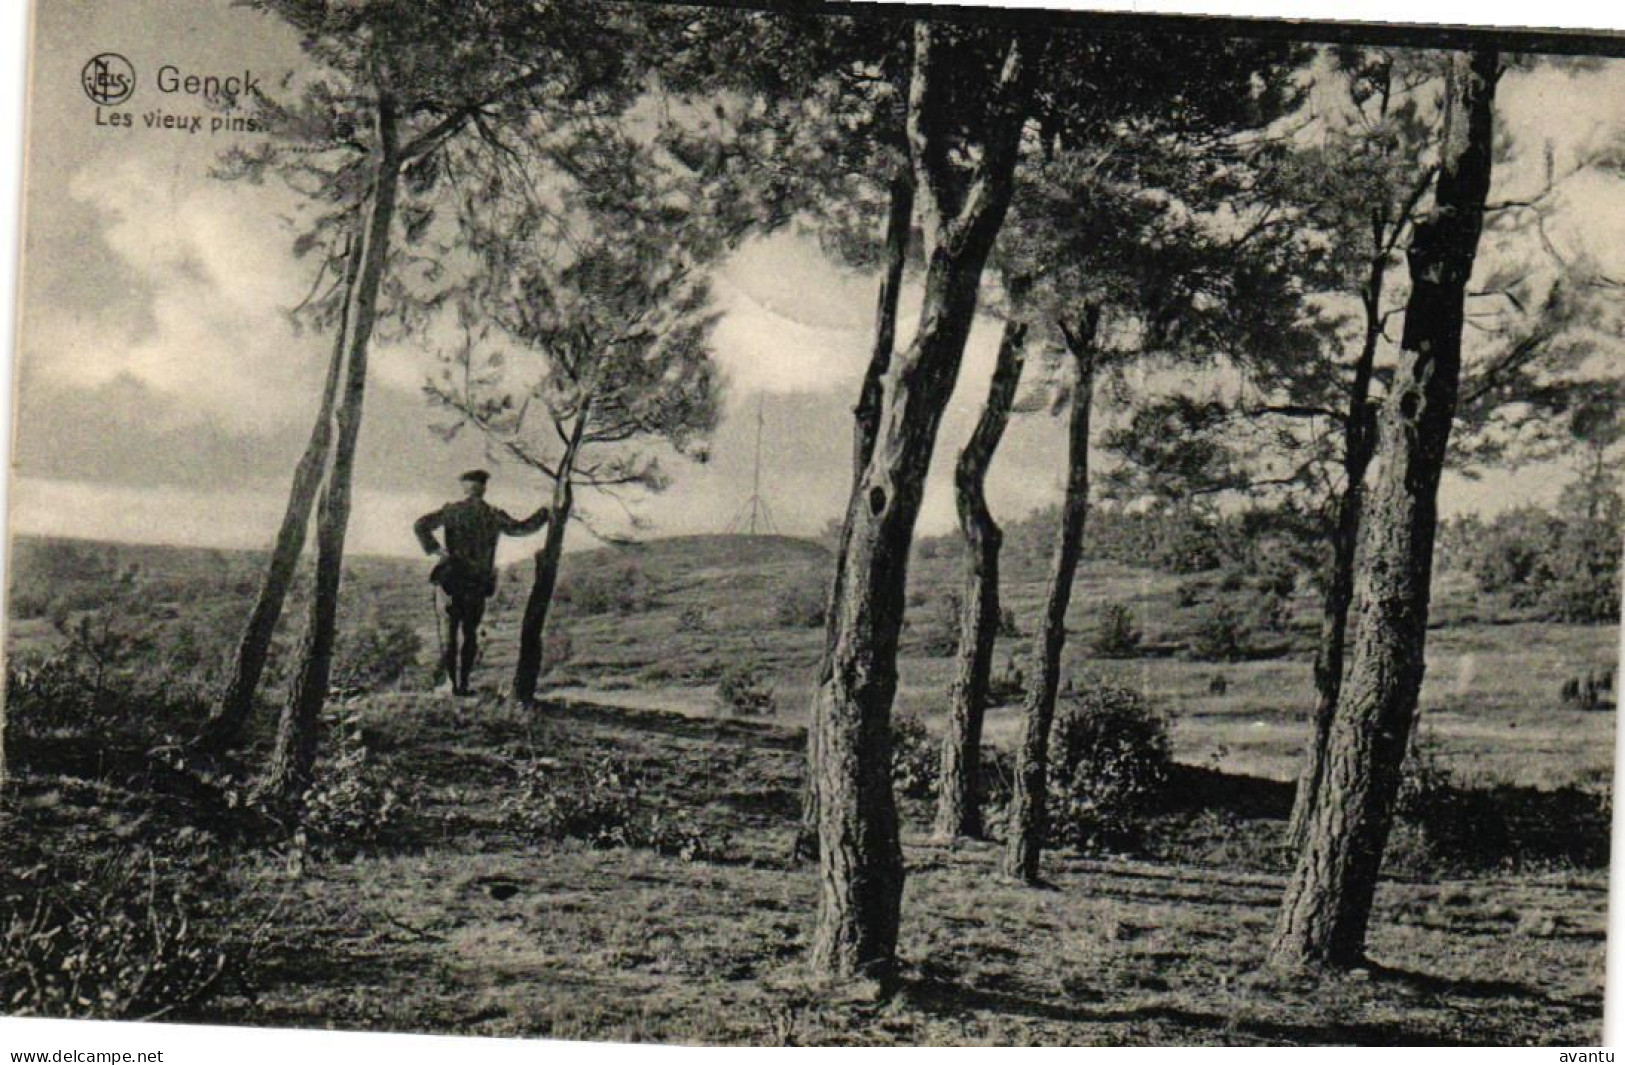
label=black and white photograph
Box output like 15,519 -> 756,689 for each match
0,0 -> 1621,1048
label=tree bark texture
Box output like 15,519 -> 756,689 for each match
792,167 -> 915,865
1003,316 -> 1098,883
1289,62 -> 1421,848
1270,46 -> 1498,970
266,97 -> 402,804
202,239 -> 361,751
934,316 -> 1026,841
810,22 -> 1039,983
511,465 -> 577,704
1287,303 -> 1382,848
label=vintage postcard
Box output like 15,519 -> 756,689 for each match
1,0 -> 1621,1050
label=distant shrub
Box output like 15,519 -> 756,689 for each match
1189,599 -> 1247,661
1151,508 -> 1226,574
558,560 -> 651,616
502,752 -> 729,861
715,660 -> 776,716
1244,549 -> 1298,636
1470,506 -> 1562,603
1174,580 -> 1204,609
773,575 -> 827,629
1240,588 -> 1292,637
9,587 -> 51,619
1251,544 -> 1299,603
1466,500 -> 1621,623
1091,601 -> 1142,658
1049,679 -> 1172,853
676,605 -> 709,634
1538,521 -> 1622,623
152,617 -> 236,686
334,614 -> 423,690
917,591 -> 962,657
997,606 -> 1022,639
891,712 -> 940,801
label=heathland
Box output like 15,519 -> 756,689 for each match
1,527 -> 1615,1043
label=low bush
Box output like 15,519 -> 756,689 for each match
1049,678 -> 1172,853
891,713 -> 939,801
773,576 -> 827,629
1189,600 -> 1247,661
501,752 -> 729,861
1390,730 -> 1611,874
1091,601 -> 1142,658
6,646 -> 211,743
298,721 -> 401,849
715,660 -> 776,716
0,847 -> 239,1021
334,614 -> 423,691
1465,498 -> 1622,623
916,591 -> 962,658
558,560 -> 652,617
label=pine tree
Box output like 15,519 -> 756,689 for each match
1270,44 -> 1501,970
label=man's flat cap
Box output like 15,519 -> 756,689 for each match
460,469 -> 491,484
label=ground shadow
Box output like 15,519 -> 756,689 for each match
901,973 -> 1474,1046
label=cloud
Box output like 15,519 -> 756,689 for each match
709,240 -> 874,398
27,155 -> 326,433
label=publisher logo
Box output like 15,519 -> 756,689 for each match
82,53 -> 135,105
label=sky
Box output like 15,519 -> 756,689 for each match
6,0 -> 1625,562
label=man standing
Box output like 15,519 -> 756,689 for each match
414,470 -> 548,695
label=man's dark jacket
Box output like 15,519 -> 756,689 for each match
414,499 -> 548,598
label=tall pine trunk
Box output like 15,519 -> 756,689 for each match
265,97 -> 402,804
1270,46 -> 1498,970
1289,63 -> 1409,849
811,23 -> 1038,983
934,316 -> 1026,840
792,167 -> 914,865
1003,316 -> 1097,883
201,240 -> 360,751
1287,311 -> 1380,848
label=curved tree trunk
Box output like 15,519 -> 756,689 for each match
791,166 -> 914,865
811,23 -> 1039,984
1003,315 -> 1098,884
200,239 -> 361,751
511,477 -> 575,705
265,97 -> 401,805
1287,327 -> 1380,848
1270,46 -> 1498,970
1288,62 -> 1412,849
934,315 -> 1026,841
